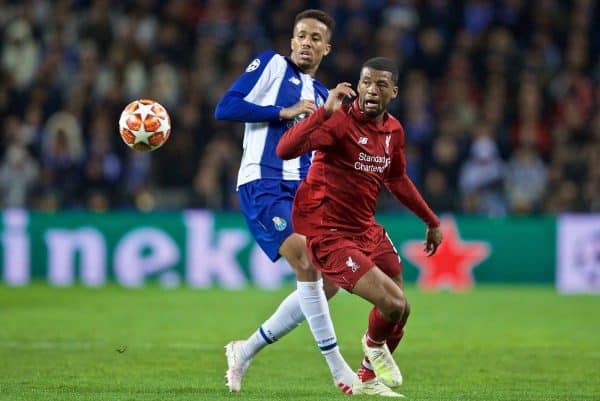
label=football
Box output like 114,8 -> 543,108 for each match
118,99 -> 171,151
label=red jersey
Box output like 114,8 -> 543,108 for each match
277,99 -> 439,237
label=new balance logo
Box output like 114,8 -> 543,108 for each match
358,137 -> 368,145
346,256 -> 360,272
288,76 -> 301,85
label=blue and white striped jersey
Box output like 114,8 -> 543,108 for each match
214,50 -> 329,188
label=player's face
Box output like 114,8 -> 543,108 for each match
290,18 -> 331,74
357,67 -> 398,118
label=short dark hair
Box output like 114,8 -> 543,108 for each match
294,9 -> 335,38
362,57 -> 399,83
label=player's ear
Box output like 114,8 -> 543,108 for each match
323,35 -> 331,56
392,86 -> 399,99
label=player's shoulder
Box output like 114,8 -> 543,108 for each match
386,114 -> 405,145
387,114 -> 404,134
312,79 -> 329,102
244,50 -> 285,73
385,113 -> 402,130
313,79 -> 328,92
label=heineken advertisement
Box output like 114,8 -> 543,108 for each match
0,209 -> 563,289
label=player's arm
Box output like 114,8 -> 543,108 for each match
216,92 -> 317,122
214,51 -> 282,122
214,90 -> 283,122
277,83 -> 356,159
214,51 -> 316,122
385,132 -> 442,255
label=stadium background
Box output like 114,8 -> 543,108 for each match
0,0 -> 598,289
1,2 -> 599,400
0,0 -> 598,214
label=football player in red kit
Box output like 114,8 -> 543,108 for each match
277,57 -> 443,397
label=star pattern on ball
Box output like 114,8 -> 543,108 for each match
133,124 -> 154,144
136,102 -> 155,123
156,113 -> 170,134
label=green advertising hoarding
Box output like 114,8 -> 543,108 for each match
0,209 -> 556,288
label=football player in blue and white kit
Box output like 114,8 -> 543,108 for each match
215,9 -> 356,395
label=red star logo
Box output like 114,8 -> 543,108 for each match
401,217 -> 490,291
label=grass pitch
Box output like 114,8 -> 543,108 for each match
0,284 -> 599,401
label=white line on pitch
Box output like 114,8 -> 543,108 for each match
0,341 -> 220,350
0,341 -> 318,351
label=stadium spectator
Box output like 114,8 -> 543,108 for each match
0,143 -> 39,208
192,134 -> 239,210
0,0 -> 597,215
459,134 -> 507,215
1,19 -> 39,90
422,167 -> 457,213
504,145 -> 548,213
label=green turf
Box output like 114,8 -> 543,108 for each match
0,284 -> 599,400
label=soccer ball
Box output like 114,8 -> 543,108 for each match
118,99 -> 171,151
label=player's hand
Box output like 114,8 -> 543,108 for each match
324,82 -> 356,116
424,226 -> 443,256
279,99 -> 316,120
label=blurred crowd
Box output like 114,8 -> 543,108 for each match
0,0 -> 599,215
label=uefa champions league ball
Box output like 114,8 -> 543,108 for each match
118,99 -> 171,151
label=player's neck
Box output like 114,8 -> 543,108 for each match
299,64 -> 318,76
373,113 -> 386,124
290,55 -> 319,76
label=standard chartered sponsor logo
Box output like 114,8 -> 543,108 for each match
354,152 -> 390,173
358,152 -> 388,163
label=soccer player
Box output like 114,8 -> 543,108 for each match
276,57 -> 443,397
214,9 -> 356,394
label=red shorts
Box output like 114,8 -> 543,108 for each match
306,224 -> 403,291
